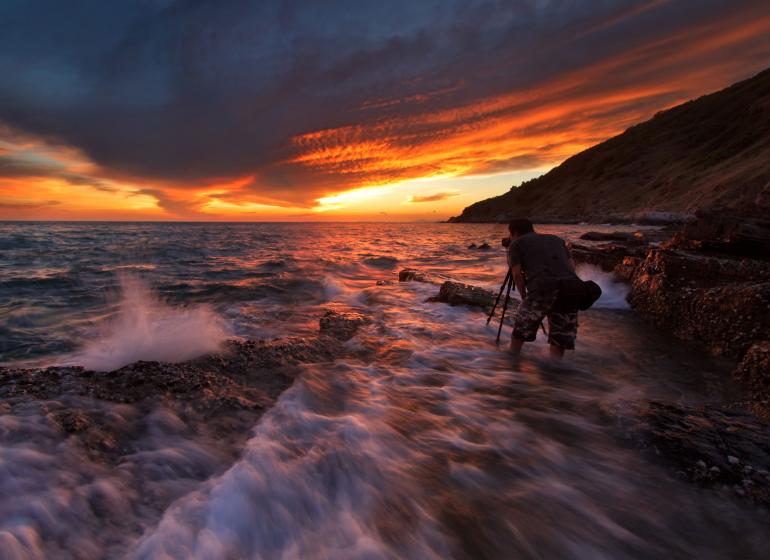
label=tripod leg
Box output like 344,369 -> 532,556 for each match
487,269 -> 511,324
496,273 -> 515,343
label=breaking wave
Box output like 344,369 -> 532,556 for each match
71,274 -> 229,371
576,264 -> 630,309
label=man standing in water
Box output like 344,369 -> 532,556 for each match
506,218 -> 578,358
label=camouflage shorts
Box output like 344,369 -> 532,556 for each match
512,292 -> 578,350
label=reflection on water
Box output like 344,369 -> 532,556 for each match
0,222 -> 764,559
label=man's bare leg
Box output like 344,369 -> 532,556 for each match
548,344 -> 565,359
510,337 -> 524,355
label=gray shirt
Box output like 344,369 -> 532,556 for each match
507,232 -> 575,294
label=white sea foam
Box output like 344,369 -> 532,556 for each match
72,274 -> 229,371
576,264 -> 630,309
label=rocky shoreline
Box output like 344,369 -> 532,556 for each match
0,307 -> 369,545
401,213 -> 770,506
2,231 -> 768,523
568,212 -> 770,405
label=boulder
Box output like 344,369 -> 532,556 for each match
427,281 -> 498,309
478,242 -> 492,250
399,268 -> 432,283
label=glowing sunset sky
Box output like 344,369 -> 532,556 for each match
1,0 -> 770,221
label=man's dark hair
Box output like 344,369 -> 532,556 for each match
508,218 -> 534,236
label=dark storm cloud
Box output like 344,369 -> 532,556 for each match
1,0 -> 769,205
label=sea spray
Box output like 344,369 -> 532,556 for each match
72,274 -> 229,371
576,264 -> 630,309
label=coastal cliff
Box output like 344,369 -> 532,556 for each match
450,68 -> 770,223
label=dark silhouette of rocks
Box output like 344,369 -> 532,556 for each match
667,211 -> 770,260
579,231 -> 640,243
450,68 -> 770,223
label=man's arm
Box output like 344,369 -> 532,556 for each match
511,263 -> 526,299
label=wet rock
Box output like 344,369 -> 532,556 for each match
579,231 -> 640,242
52,409 -> 91,433
468,243 -> 477,249
427,281 -> 498,309
628,248 -> 770,358
569,242 -> 647,273
398,268 -> 432,283
734,341 -> 770,404
611,401 -> 770,507
614,256 -> 642,283
319,309 -> 369,341
0,310 -> 370,464
478,242 -> 492,251
666,211 -> 770,259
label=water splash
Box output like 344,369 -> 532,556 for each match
576,264 -> 629,309
72,274 -> 229,371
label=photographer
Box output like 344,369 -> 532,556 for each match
504,218 -> 579,358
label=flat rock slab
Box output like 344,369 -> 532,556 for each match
428,281 -> 499,309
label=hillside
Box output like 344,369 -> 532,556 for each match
450,68 -> 770,223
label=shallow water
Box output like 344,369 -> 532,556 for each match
0,222 -> 765,559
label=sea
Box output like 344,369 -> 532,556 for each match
0,221 -> 766,559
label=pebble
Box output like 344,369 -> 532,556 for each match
727,455 -> 739,465
696,460 -> 706,469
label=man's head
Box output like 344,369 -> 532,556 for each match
508,218 -> 534,241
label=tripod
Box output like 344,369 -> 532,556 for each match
487,269 -> 514,343
487,269 -> 548,344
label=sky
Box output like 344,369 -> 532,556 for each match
1,0 -> 770,221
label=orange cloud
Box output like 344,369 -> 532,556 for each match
406,192 -> 460,203
2,2 -> 770,221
